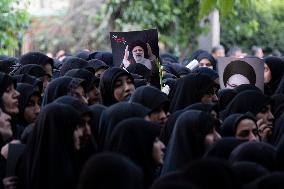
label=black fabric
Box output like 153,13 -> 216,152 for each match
89,51 -> 113,67
130,85 -> 169,112
75,50 -> 91,61
19,52 -> 53,67
150,171 -> 198,189
98,102 -> 151,151
220,90 -> 271,120
160,109 -> 184,146
16,83 -> 41,127
99,67 -> 134,106
42,76 -> 83,105
14,64 -> 48,78
229,142 -> 276,171
220,113 -> 257,137
88,104 -> 106,146
196,52 -> 217,70
160,110 -> 218,175
204,137 -> 246,160
232,162 -> 269,186
217,89 -> 237,111
183,158 -> 240,189
65,68 -> 98,92
107,118 -> 161,188
271,113 -> 284,146
275,73 -> 284,94
169,73 -> 217,113
87,59 -> 109,72
192,67 -> 219,81
245,172 -> 284,189
22,103 -> 81,189
276,136 -> 284,171
160,53 -> 179,64
77,153 -> 143,189
0,56 -> 19,74
162,63 -> 191,78
126,63 -> 152,81
234,84 -> 262,94
264,56 -> 284,95
13,74 -> 43,93
60,57 -> 88,76
271,94 -> 284,119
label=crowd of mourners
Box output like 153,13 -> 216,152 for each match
0,43 -> 284,189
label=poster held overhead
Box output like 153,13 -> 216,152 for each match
110,29 -> 160,88
217,57 -> 264,91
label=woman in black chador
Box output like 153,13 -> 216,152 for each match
22,103 -> 85,189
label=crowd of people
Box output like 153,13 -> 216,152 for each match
0,43 -> 284,189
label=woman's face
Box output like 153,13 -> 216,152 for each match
113,75 -> 135,102
0,108 -> 12,140
24,95 -> 41,124
148,106 -> 168,127
70,85 -> 88,104
199,58 -> 213,69
226,74 -> 250,89
235,118 -> 259,141
152,137 -> 165,165
73,114 -> 92,151
2,84 -> 20,115
86,85 -> 102,105
264,63 -> 272,83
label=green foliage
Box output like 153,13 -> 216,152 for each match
220,0 -> 284,54
0,0 -> 29,55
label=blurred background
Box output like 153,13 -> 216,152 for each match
1,0 -> 283,59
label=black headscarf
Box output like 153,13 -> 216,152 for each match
88,104 -> 106,145
77,153 -> 143,189
13,74 -> 43,94
229,142 -> 276,171
192,67 -> 219,81
42,76 -> 84,105
160,53 -> 179,64
196,52 -> 217,70
275,72 -> 284,94
160,110 -> 218,175
232,162 -> 269,186
0,55 -> 19,74
271,113 -> 284,146
98,102 -> 151,151
87,59 -> 109,72
276,136 -> 284,171
130,85 -> 169,112
23,103 -> 81,189
160,109 -> 184,146
19,51 -> 53,68
14,64 -> 49,78
169,73 -> 217,113
75,50 -> 91,61
60,57 -> 88,76
126,63 -> 152,81
245,172 -> 284,189
204,137 -> 246,160
99,67 -> 134,106
220,90 -> 271,120
217,89 -> 237,111
264,56 -> 284,95
220,113 -> 257,138
162,63 -> 191,78
89,51 -> 113,67
183,158 -> 240,189
271,94 -> 284,120
107,118 -> 161,187
65,68 -> 98,92
0,72 -> 17,111
234,84 -> 262,94
16,83 -> 41,127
